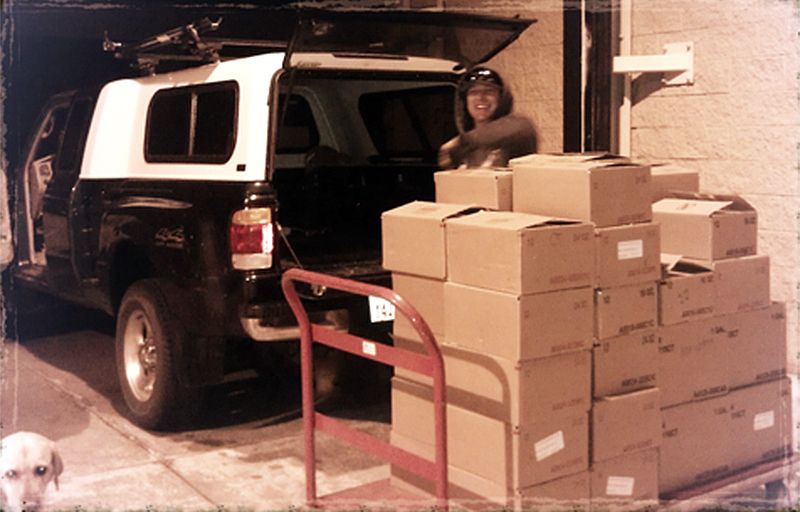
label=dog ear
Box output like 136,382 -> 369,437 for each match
50,446 -> 64,491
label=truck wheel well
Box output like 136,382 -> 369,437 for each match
110,243 -> 153,314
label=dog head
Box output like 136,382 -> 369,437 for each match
0,432 -> 63,511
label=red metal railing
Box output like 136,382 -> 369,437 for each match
281,268 -> 448,509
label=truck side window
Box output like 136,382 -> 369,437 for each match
145,81 -> 238,163
27,102 -> 70,219
54,98 -> 95,180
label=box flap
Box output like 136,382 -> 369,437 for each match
382,200 -> 481,222
513,155 -> 635,172
510,152 -> 625,166
449,210 -> 583,231
671,259 -> 713,274
657,192 -> 754,212
660,253 -> 684,273
653,198 -> 734,217
437,169 -> 512,180
661,254 -> 713,276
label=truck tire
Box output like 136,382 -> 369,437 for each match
115,279 -> 201,430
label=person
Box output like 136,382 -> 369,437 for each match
438,66 -> 537,169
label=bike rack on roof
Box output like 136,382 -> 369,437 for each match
103,17 -> 288,75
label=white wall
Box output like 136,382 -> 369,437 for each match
628,0 -> 800,371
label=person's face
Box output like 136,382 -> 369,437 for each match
466,83 -> 500,126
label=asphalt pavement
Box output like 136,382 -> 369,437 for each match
0,314 -> 407,511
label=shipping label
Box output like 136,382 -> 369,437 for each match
754,410 -> 775,431
617,239 -> 644,260
606,476 -> 635,497
534,430 -> 565,461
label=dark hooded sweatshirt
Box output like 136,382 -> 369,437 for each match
445,79 -> 538,168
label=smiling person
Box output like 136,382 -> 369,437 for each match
438,66 -> 538,169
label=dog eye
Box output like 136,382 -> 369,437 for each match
35,466 -> 48,476
4,469 -> 18,479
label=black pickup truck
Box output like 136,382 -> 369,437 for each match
5,10 -> 531,429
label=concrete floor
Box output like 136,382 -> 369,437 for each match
0,325 -> 404,511
2,314 -> 799,511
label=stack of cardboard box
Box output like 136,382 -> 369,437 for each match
511,154 -> 662,507
653,193 -> 792,495
382,201 -> 596,508
379,156 -> 792,507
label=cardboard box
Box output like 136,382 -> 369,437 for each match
434,169 -> 513,210
652,193 -> 757,261
381,201 -> 479,279
658,318 -> 728,408
390,431 -> 591,509
590,448 -> 659,504
395,337 -> 591,424
444,282 -> 593,360
713,303 -> 787,390
446,210 -> 595,295
594,282 -> 658,340
511,155 -> 652,227
725,378 -> 794,470
659,387 -> 732,495
391,377 -> 589,489
595,223 -> 661,288
391,273 -> 446,340
704,255 -> 770,315
658,256 -> 715,325
660,379 -> 793,495
593,331 -> 658,399
591,388 -> 661,463
650,163 -> 700,201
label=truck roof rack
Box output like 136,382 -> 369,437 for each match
103,17 -> 287,75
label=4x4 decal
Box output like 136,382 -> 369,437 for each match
154,226 -> 186,249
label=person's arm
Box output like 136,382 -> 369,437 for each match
442,115 -> 537,168
458,115 -> 537,156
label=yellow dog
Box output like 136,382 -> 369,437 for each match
0,432 -> 63,511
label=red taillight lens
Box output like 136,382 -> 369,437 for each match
230,207 -> 274,270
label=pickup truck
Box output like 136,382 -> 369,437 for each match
5,10 -> 531,429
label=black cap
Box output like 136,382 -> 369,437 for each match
459,66 -> 503,93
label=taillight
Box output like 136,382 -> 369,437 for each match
230,207 -> 274,270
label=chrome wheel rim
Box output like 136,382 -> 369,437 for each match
123,310 -> 157,402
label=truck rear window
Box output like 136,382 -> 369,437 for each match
359,85 -> 455,162
276,94 -> 320,154
145,81 -> 238,163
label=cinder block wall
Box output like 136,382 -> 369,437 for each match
446,0 -> 565,152
628,0 -> 800,371
445,0 -> 799,369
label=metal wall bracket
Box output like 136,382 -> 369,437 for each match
613,42 -> 694,86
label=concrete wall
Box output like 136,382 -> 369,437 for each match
446,0 -> 566,153
627,0 -> 800,371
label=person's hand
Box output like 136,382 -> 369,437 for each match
438,136 -> 460,169
479,149 -> 503,168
